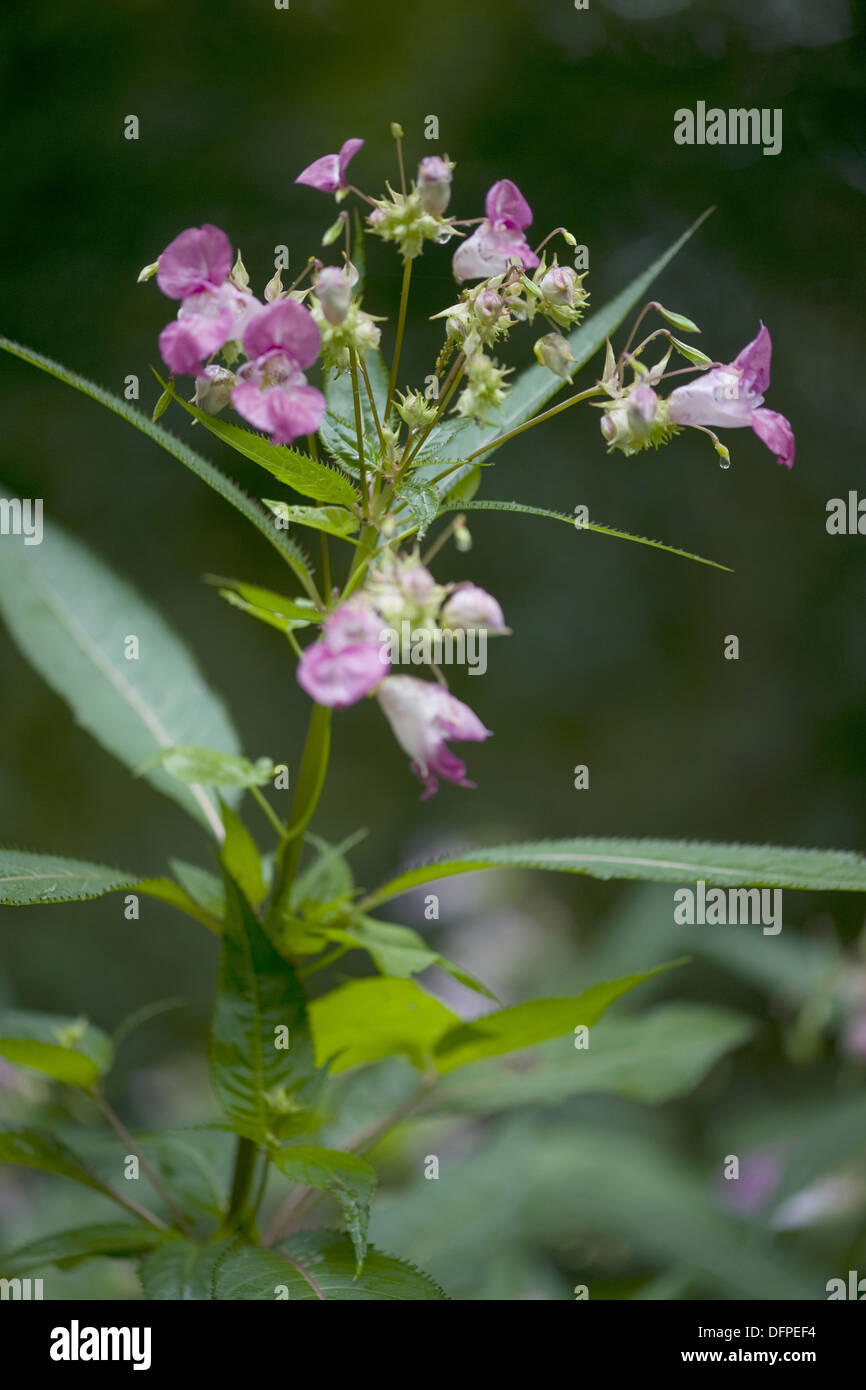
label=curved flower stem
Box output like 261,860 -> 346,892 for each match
91,1088 -> 196,1239
461,385 -> 606,465
385,258 -> 413,423
251,784 -> 286,840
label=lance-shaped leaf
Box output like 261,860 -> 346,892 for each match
338,916 -> 496,1000
437,498 -> 730,571
137,876 -> 222,935
0,849 -> 137,906
0,339 -> 319,603
1,1223 -> 168,1276
0,1010 -> 113,1088
219,803 -> 266,907
159,379 -> 359,507
425,1003 -> 755,1111
270,1146 -> 376,1272
417,209 -> 714,496
210,873 -> 316,1141
213,1231 -> 447,1300
0,1130 -> 151,1220
432,962 -> 681,1072
142,746 -> 276,789
361,836 -> 866,913
0,501 -> 238,836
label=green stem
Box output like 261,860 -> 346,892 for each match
91,1088 -> 196,1239
251,784 -> 287,840
226,1136 -> 260,1232
385,258 -> 413,423
349,348 -> 368,514
269,702 -> 332,926
461,386 -> 605,465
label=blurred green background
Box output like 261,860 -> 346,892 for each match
1,0 -> 865,1299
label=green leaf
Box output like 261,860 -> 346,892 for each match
0,339 -> 320,602
0,1129 -> 133,1207
310,977 -> 459,1073
160,379 -> 358,507
139,1237 -> 234,1300
211,578 -> 318,628
1,1223 -> 167,1275
210,874 -> 316,1141
220,803 -> 266,906
432,962 -> 681,1072
0,850 -> 137,906
143,746 -> 276,789
325,348 -> 388,447
262,500 -> 359,539
438,498 -> 730,572
213,1231 -> 447,1300
396,480 -> 439,537
270,1146 -> 376,1272
427,1003 -> 754,1110
0,1010 -> 113,1088
419,209 -> 714,494
342,916 -> 496,1000
218,588 -> 317,637
169,860 -> 226,919
137,876 -> 223,935
0,500 -> 238,835
362,836 -> 866,912
283,702 -> 331,844
667,335 -> 713,367
290,834 -> 356,913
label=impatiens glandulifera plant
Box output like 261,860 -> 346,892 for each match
0,126 -> 859,1303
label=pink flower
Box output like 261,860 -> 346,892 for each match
313,265 -> 357,326
159,283 -> 260,377
156,224 -> 233,300
667,324 -> 795,467
232,299 -> 326,445
296,138 -> 364,194
297,598 -> 387,708
441,584 -> 507,632
377,675 -> 491,799
452,179 -> 540,283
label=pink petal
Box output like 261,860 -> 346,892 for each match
295,152 -> 342,193
265,382 -> 326,443
667,368 -> 758,429
242,299 -> 321,370
452,221 -> 538,283
158,306 -> 234,376
297,640 -> 386,708
484,178 -> 533,230
157,225 -> 232,299
732,322 -> 772,398
751,407 -> 795,467
337,138 -> 364,183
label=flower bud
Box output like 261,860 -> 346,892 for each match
314,265 -> 354,325
539,263 -> 579,307
534,331 -> 576,379
474,289 -> 502,324
626,383 -> 660,441
417,156 -> 453,216
395,389 -> 438,430
441,583 -> 507,632
193,364 -> 236,415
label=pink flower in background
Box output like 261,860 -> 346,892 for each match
297,598 -> 388,708
232,299 -> 325,444
417,155 -> 453,215
452,179 -> 540,283
441,583 -> 507,632
377,675 -> 492,799
667,324 -> 795,467
296,138 -> 364,194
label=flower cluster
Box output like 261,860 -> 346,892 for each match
142,128 -> 796,799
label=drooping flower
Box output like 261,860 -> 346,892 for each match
296,138 -> 364,194
667,324 -> 795,467
377,675 -> 491,799
417,156 -> 453,216
441,584 -> 507,632
296,598 -> 388,708
232,299 -> 326,445
313,264 -> 357,326
452,179 -> 540,283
